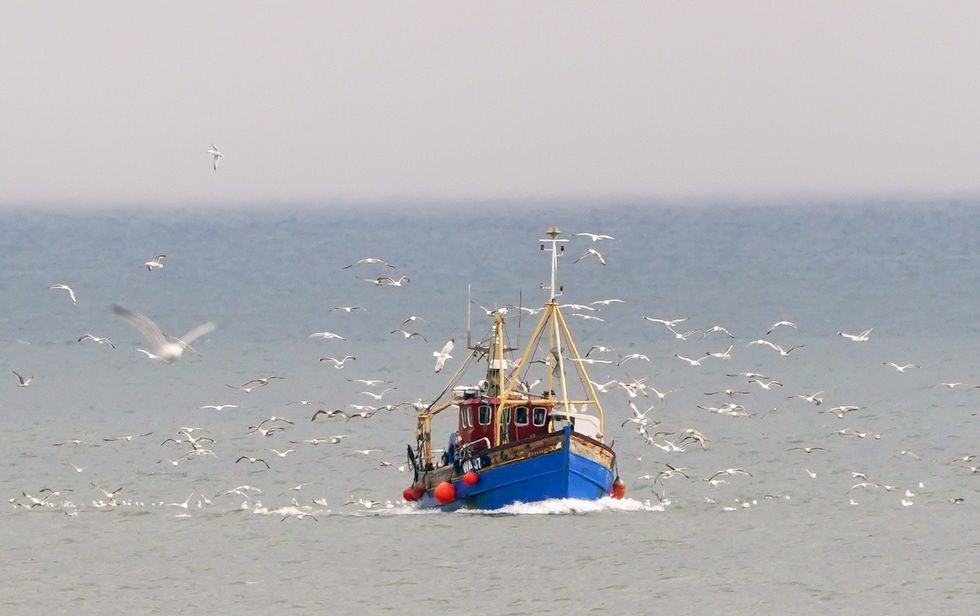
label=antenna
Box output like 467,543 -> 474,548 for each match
466,283 -> 472,349
538,225 -> 568,302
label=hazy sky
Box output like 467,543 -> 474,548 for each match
3,1 -> 980,205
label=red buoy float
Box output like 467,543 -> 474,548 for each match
611,477 -> 627,499
402,487 -> 417,502
463,471 -> 479,486
434,481 -> 456,504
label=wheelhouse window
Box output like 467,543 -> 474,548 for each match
460,406 -> 471,428
478,405 -> 491,425
532,407 -> 547,426
515,406 -> 529,426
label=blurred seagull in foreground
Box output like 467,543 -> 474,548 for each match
433,339 -> 454,373
49,284 -> 77,304
207,144 -> 223,170
112,305 -> 216,364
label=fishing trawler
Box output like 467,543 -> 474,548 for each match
402,227 -> 624,510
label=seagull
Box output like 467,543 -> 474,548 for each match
384,275 -> 411,287
77,334 -> 115,349
589,379 -> 620,394
570,357 -> 615,365
585,345 -> 616,357
643,316 -> 687,327
342,257 -> 396,269
617,353 -> 650,367
706,468 -> 753,482
883,362 -> 919,373
330,305 -> 363,313
346,378 -> 391,387
361,387 -> 397,401
433,339 -> 454,373
838,328 -> 873,342
648,387 -> 680,401
705,345 -> 734,360
704,388 -> 750,398
145,255 -> 166,271
701,325 -> 735,338
747,339 -> 805,356
571,313 -> 605,322
267,448 -> 295,458
786,447 -> 826,454
286,400 -> 320,406
673,353 -> 708,367
574,232 -> 615,242
309,331 -> 345,340
665,326 -> 702,341
235,456 -> 271,470
70,463 -> 87,473
788,391 -> 824,406
112,305 -> 216,364
320,356 -> 356,369
48,284 -> 77,304
310,409 -> 348,421
228,376 -> 285,393
390,329 -> 427,342
748,378 -> 783,391
207,144 -> 223,170
200,404 -> 238,411
574,248 -> 607,266
103,432 -> 153,442
12,371 -> 33,387
401,315 -> 426,326
766,321 -> 798,336
590,298 -> 624,306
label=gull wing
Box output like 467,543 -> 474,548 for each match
112,305 -> 169,351
178,321 -> 217,346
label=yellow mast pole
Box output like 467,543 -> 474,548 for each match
554,307 -> 605,437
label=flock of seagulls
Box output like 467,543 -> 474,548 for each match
8,226 -> 977,521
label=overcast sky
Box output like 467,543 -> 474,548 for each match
3,1 -> 979,206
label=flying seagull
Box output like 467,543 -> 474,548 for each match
145,255 -> 166,271
12,371 -> 33,387
78,334 -> 115,349
112,304 -> 216,364
433,339 -> 454,373
207,144 -> 223,170
48,284 -> 77,304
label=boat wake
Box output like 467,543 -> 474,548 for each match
463,497 -> 664,516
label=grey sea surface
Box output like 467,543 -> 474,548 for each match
1,203 -> 977,615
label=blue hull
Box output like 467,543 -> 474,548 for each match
418,426 -> 615,511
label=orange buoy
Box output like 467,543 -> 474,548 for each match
402,487 -> 417,501
611,477 -> 627,499
463,471 -> 479,486
434,481 -> 456,504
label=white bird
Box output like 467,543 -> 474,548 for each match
706,468 -> 753,482
145,255 -> 166,271
309,331 -> 345,340
330,305 -> 363,313
200,404 -> 238,411
747,339 -> 805,356
706,345 -> 734,360
361,387 -> 397,401
342,257 -> 396,269
643,316 -> 687,328
320,356 -> 356,369
665,326 -> 702,341
112,305 -> 216,364
766,320 -> 798,336
268,448 -> 295,458
838,328 -> 873,342
788,391 -> 824,406
390,329 -> 427,342
48,284 -> 77,304
674,353 -> 707,367
433,339 -> 454,373
12,371 -> 34,387
883,362 -> 919,373
401,315 -> 426,326
574,248 -> 607,266
77,334 -> 115,349
207,144 -> 223,170
590,298 -> 624,306
574,232 -> 615,242
617,353 -> 650,366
